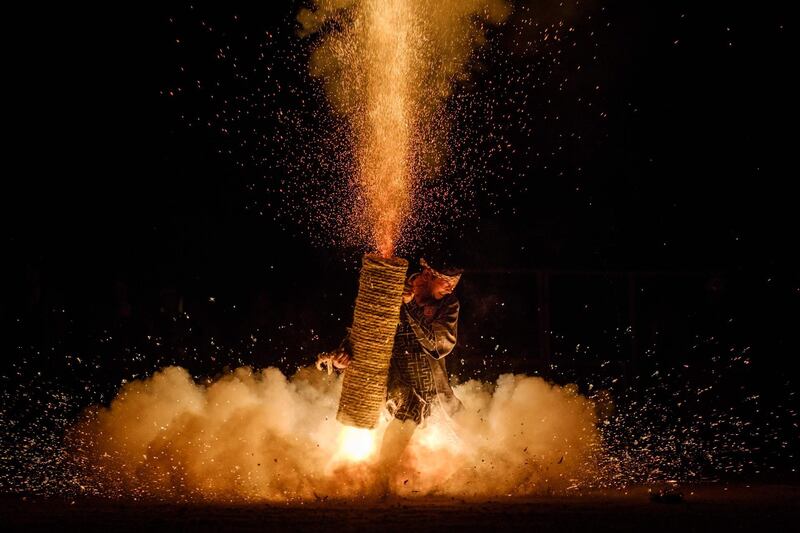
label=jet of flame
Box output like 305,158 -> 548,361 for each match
357,0 -> 413,257
299,0 -> 510,256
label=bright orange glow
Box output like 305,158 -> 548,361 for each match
335,425 -> 378,463
357,0 -> 413,257
73,367 -> 600,500
300,0 -> 511,256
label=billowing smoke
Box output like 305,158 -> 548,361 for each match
71,365 -> 599,501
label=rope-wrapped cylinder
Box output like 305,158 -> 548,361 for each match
337,254 -> 408,428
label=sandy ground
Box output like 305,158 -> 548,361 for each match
2,484 -> 798,532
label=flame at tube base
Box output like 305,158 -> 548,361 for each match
335,426 -> 378,463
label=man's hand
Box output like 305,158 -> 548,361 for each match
316,348 -> 351,374
332,349 -> 351,369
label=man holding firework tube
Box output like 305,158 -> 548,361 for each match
320,258 -> 463,477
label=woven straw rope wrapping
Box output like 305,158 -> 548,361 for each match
337,254 -> 408,428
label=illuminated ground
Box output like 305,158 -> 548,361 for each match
2,484 -> 798,532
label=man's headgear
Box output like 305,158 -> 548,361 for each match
419,258 -> 463,288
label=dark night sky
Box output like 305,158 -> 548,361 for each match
4,1 -> 797,378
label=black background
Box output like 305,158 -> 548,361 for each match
3,1 -> 797,403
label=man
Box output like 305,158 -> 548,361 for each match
386,257 -> 462,424
325,258 -> 463,474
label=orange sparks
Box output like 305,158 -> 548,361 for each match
299,0 -> 511,256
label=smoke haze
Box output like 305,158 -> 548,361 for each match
72,365 -> 599,501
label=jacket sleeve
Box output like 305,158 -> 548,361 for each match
339,327 -> 352,355
404,297 -> 459,359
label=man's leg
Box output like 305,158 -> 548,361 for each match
376,417 -> 417,494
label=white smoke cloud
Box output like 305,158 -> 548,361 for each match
72,364 -> 599,501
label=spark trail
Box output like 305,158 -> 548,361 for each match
299,0 -> 510,255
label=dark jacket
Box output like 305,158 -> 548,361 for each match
400,274 -> 460,412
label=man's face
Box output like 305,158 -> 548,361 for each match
428,275 -> 455,300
